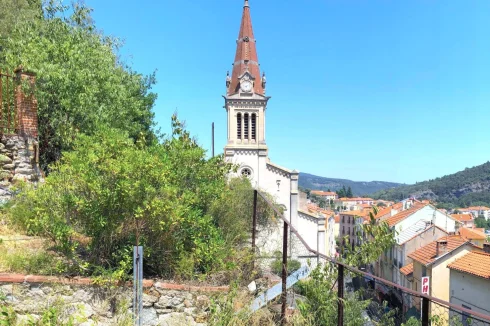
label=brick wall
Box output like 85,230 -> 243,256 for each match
14,67 -> 38,138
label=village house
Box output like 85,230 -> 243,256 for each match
451,213 -> 475,228
376,220 -> 448,288
447,245 -> 490,322
334,197 -> 375,211
310,190 -> 338,201
457,227 -> 487,247
408,236 -> 482,320
339,210 -> 371,250
457,206 -> 490,220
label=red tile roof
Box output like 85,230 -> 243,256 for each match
228,1 -> 264,96
408,235 -> 468,266
451,214 -> 474,222
392,202 -> 403,210
334,215 -> 340,223
458,227 -> 486,240
311,191 -> 337,196
338,197 -> 373,201
448,251 -> 490,279
385,203 -> 427,227
375,206 -> 392,219
400,263 -> 414,276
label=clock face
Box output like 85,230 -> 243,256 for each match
241,81 -> 252,93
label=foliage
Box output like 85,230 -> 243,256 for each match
208,284 -> 275,326
475,217 -> 490,230
373,161 -> 490,207
0,244 -> 68,275
0,0 -> 41,45
299,172 -> 403,197
2,2 -> 157,170
270,251 -> 301,276
8,116 -> 241,279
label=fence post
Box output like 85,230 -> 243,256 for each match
133,246 -> 143,326
281,221 -> 288,325
422,297 -> 429,326
252,189 -> 257,253
337,264 -> 344,326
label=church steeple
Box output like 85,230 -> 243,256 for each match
227,0 -> 265,96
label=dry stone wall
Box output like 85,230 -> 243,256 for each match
0,274 -> 228,325
0,135 -> 42,203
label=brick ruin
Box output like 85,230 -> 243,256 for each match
0,67 -> 41,203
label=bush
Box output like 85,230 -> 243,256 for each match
7,116 -> 241,278
270,251 -> 301,276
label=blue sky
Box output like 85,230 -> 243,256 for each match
84,0 -> 490,184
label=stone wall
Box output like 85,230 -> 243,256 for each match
0,274 -> 228,325
0,135 -> 42,203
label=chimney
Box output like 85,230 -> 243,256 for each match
484,243 -> 490,254
436,239 -> 448,257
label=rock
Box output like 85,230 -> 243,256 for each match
158,312 -> 196,326
155,295 -> 172,309
155,308 -> 173,314
196,295 -> 209,309
184,307 -> 196,315
170,296 -> 184,307
73,289 -> 93,302
143,293 -> 159,308
2,164 -> 14,170
183,299 -> 193,308
140,307 -> 159,326
194,312 -> 208,323
0,154 -> 12,164
0,143 -> 4,150
247,281 -> 257,293
79,321 -> 96,326
14,168 -> 34,175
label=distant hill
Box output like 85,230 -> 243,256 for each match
372,161 -> 490,208
298,172 -> 403,196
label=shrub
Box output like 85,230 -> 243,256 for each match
8,116 -> 238,278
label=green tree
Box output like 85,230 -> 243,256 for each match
2,2 -> 157,170
0,0 -> 41,45
346,186 -> 353,198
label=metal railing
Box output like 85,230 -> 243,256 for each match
0,70 -> 18,135
251,189 -> 490,325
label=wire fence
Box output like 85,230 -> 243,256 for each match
251,189 -> 490,326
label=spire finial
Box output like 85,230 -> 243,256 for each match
244,0 -> 249,8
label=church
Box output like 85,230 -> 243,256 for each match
222,0 -> 327,259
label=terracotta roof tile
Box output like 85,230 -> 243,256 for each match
311,191 -> 337,196
228,1 -> 264,95
375,206 -> 392,219
451,214 -> 474,222
448,251 -> 490,279
400,263 -> 414,276
458,227 -> 486,240
385,203 -> 427,227
392,203 -> 403,210
408,235 -> 468,266
338,197 -> 373,201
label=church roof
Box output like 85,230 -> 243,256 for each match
227,0 -> 264,96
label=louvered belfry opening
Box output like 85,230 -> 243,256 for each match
251,113 -> 256,140
244,113 -> 249,139
237,113 -> 242,139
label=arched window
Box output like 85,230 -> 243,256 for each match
237,113 -> 242,139
244,113 -> 249,139
251,114 -> 256,140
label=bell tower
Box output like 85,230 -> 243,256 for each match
224,0 -> 270,186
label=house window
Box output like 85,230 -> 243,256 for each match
342,216 -> 345,223
237,113 -> 242,139
244,113 -> 249,139
251,114 -> 256,140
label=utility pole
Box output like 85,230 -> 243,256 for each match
212,122 -> 215,157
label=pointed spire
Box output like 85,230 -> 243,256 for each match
227,0 -> 264,96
